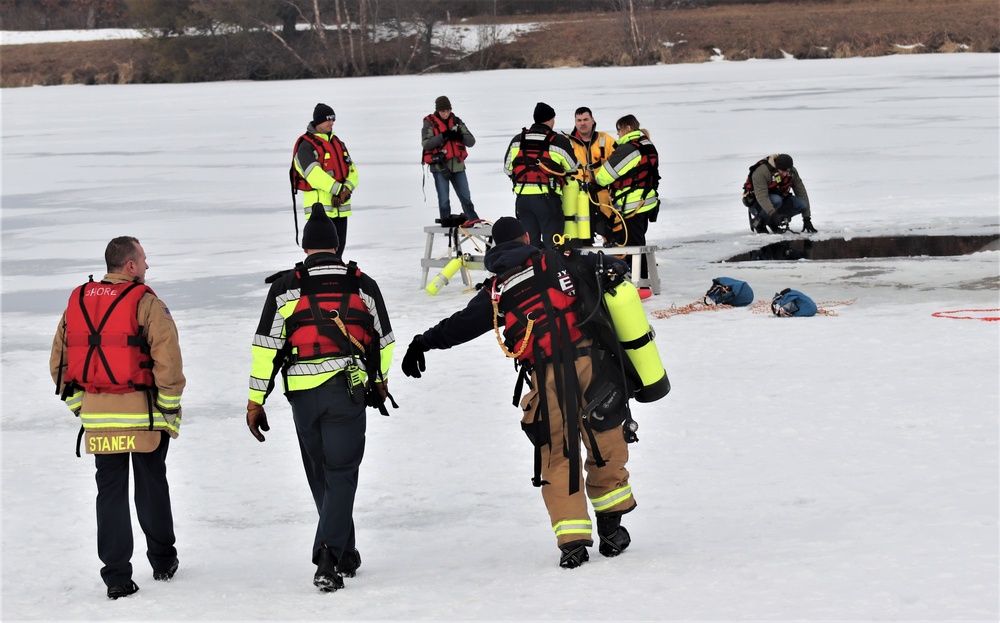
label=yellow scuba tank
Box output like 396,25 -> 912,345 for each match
576,187 -> 591,243
425,255 -> 464,295
603,280 -> 670,402
561,179 -> 579,242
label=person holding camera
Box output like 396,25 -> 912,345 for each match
421,95 -> 479,225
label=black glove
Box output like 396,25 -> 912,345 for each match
446,128 -> 463,142
401,335 -> 428,378
802,217 -> 818,233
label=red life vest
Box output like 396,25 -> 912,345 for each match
422,114 -> 468,165
64,279 -> 154,394
743,158 -> 793,197
609,136 -> 660,201
290,132 -> 352,192
510,127 -> 566,192
490,253 -> 583,365
285,261 -> 376,362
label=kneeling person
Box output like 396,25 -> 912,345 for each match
743,153 -> 817,234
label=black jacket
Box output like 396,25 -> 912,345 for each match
420,241 -> 622,352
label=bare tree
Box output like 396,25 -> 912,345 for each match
610,0 -> 658,64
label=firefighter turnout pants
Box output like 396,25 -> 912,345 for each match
520,353 -> 636,548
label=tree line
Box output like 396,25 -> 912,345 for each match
0,0 -> 814,82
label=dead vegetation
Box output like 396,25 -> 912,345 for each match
1,0 -> 997,87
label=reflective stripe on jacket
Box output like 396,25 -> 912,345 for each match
595,130 -> 660,215
50,273 -> 185,438
504,124 -> 579,196
248,253 -> 395,405
293,126 -> 359,218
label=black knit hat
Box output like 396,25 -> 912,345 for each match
435,96 -> 452,112
774,154 -> 794,170
491,216 -> 526,244
533,102 -> 556,124
313,103 -> 336,126
302,203 -> 340,250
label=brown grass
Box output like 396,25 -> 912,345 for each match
1,0 -> 997,87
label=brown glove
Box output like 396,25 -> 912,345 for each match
247,400 -> 269,442
337,187 -> 352,205
371,380 -> 388,401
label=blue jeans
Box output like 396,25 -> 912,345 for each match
768,194 -> 808,220
432,169 -> 478,221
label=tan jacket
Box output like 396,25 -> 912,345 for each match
50,274 -> 186,438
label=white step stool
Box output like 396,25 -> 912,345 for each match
577,245 -> 661,294
420,223 -> 493,289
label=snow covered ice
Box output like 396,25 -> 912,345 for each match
2,53 -> 998,620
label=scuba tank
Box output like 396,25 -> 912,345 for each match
602,275 -> 670,403
575,186 -> 592,244
561,179 -> 579,242
426,255 -> 465,295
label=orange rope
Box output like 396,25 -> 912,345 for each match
656,297 -> 859,319
537,161 -> 568,178
651,299 -> 735,319
751,298 -> 858,316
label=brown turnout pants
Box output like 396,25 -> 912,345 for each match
520,351 -> 636,547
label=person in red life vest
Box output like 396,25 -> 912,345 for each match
245,204 -> 395,593
743,153 -> 817,234
503,102 -> 580,248
566,106 -> 617,245
49,236 -> 185,600
595,114 -> 661,299
401,217 -> 637,570
291,103 -> 359,251
421,95 -> 479,225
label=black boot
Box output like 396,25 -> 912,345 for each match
337,548 -> 362,578
313,546 -> 344,592
597,512 -> 631,558
558,540 -> 590,569
107,580 -> 139,600
153,558 -> 179,581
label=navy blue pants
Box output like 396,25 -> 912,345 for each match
94,432 -> 176,587
622,212 -> 651,279
288,374 -> 366,565
332,216 -> 349,253
515,193 -> 563,248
